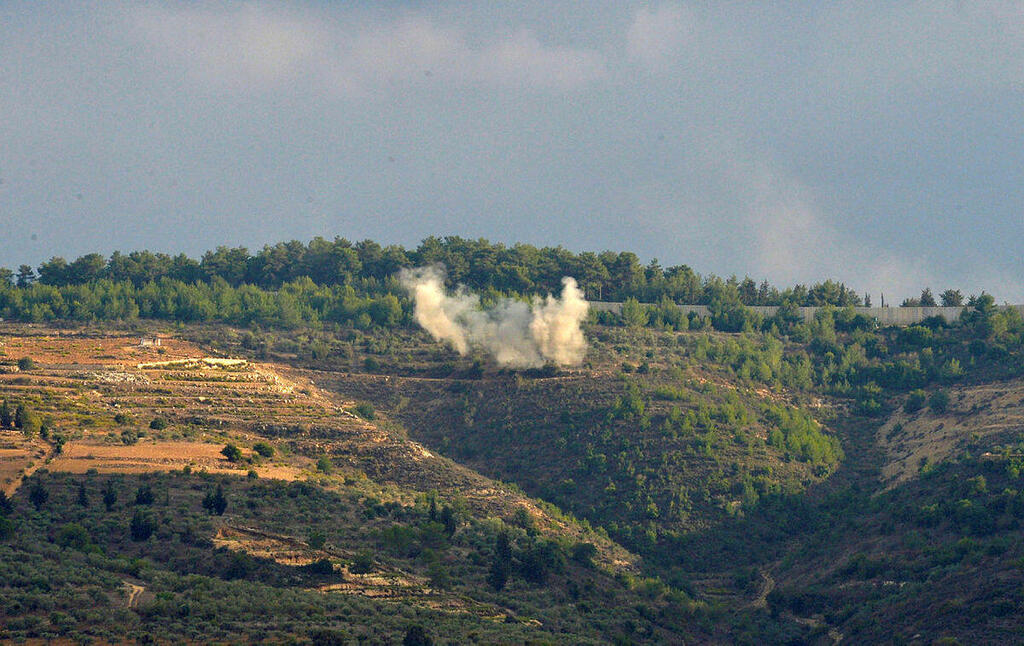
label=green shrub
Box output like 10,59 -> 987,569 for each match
308,530 -> 327,550
135,484 -> 154,505
904,389 -> 927,413
571,542 -> 597,567
350,549 -> 375,574
149,417 -> 168,430
929,390 -> 950,413
129,510 -> 156,541
403,624 -> 433,646
56,523 -> 92,550
221,443 -> 243,462
102,481 -> 117,511
305,558 -> 335,576
19,410 -> 41,437
0,517 -> 14,540
354,402 -> 375,420
28,481 -> 48,510
317,456 -> 333,474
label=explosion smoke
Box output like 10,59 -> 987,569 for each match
398,266 -> 589,368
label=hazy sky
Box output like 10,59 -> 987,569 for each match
2,2 -> 1022,300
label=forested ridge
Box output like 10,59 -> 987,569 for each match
5,236 -> 862,303
0,236 -> 979,328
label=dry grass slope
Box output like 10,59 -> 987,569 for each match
879,381 -> 1024,488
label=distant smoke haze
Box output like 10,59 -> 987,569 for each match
399,266 -> 588,368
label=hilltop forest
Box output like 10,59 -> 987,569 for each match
0,236 -> 976,329
1,238 -> 1024,644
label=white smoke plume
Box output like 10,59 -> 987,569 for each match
398,265 -> 589,368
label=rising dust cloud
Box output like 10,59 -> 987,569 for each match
399,266 -> 589,368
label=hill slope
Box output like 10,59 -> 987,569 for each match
0,324 -> 709,644
210,318 -> 1024,645
5,309 -> 1024,644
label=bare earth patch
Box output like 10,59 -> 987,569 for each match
48,440 -> 307,481
0,328 -> 205,367
878,380 -> 1024,488
49,440 -> 240,474
0,432 -> 50,496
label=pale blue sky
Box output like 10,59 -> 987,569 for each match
1,2 -> 1022,300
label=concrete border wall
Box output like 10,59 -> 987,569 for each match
588,302 -> 1024,327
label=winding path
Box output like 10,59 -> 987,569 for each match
123,581 -> 145,609
2,439 -> 53,498
750,568 -> 775,609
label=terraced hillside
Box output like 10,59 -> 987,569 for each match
0,325 -> 713,644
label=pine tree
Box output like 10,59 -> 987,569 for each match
29,481 -> 48,510
103,481 -> 118,511
203,485 -> 227,515
135,484 -> 154,505
130,510 -> 155,541
487,530 -> 513,590
441,505 -> 456,538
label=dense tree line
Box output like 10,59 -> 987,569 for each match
3,236 -> 872,306
0,236 -> 987,332
0,277 -> 403,329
